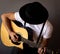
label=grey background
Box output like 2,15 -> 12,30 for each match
0,0 -> 60,54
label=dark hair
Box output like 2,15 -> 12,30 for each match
19,2 -> 49,24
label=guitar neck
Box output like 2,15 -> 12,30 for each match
21,37 -> 38,48
21,37 -> 60,54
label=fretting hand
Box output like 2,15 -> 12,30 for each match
38,47 -> 47,54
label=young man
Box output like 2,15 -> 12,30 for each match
1,2 -> 53,54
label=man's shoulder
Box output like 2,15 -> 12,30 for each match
14,12 -> 20,18
46,20 -> 53,30
14,12 -> 19,15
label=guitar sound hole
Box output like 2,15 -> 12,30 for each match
9,34 -> 21,45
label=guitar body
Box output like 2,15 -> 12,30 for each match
1,21 -> 30,49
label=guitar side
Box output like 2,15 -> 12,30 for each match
1,21 -> 28,49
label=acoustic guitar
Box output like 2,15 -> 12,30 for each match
1,21 -> 59,54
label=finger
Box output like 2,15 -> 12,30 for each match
40,48 -> 46,54
41,49 -> 44,54
43,47 -> 47,54
12,36 -> 17,42
14,35 -> 18,39
12,39 -> 17,42
38,48 -> 41,53
44,48 -> 46,52
39,50 -> 43,54
38,48 -> 43,54
11,38 -> 17,42
11,35 -> 17,42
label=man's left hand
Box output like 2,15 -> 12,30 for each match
38,47 -> 47,54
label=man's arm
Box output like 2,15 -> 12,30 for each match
1,12 -> 15,33
1,12 -> 18,42
39,38 -> 50,48
38,38 -> 50,54
38,21 -> 53,54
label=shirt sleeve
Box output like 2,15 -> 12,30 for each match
14,12 -> 20,21
42,21 -> 53,39
14,12 -> 24,24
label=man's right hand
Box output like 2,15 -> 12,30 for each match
9,31 -> 18,42
1,12 -> 18,42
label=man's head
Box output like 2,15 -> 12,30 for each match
19,2 -> 49,24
